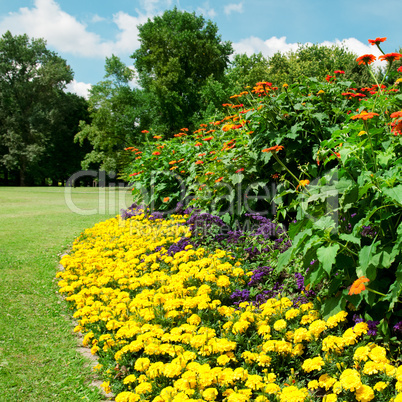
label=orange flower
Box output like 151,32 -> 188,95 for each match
195,142 -> 202,147
379,53 -> 402,62
368,37 -> 386,46
195,160 -> 203,165
180,128 -> 189,131
163,197 -> 170,202
390,111 -> 402,119
235,168 -> 244,173
169,160 -> 177,165
262,145 -> 284,153
348,276 -> 370,295
141,130 -> 149,133
296,180 -> 310,189
356,54 -> 376,65
205,172 -> 214,175
152,151 -> 161,156
350,111 -> 379,120
153,135 -> 162,139
215,177 -> 224,183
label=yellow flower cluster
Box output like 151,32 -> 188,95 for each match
57,214 -> 401,401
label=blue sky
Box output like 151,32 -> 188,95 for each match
0,0 -> 401,98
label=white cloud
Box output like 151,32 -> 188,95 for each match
139,0 -> 172,15
232,36 -> 384,68
224,2 -> 244,15
65,80 -> 92,99
0,0 -> 149,58
90,14 -> 106,23
196,2 -> 216,18
233,36 -> 300,58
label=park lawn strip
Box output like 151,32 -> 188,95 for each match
0,187 -> 132,401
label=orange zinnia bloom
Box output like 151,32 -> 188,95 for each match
141,130 -> 149,133
235,168 -> 244,173
379,53 -> 402,62
153,135 -> 162,139
350,111 -> 379,120
356,54 -> 376,65
348,276 -> 370,295
390,111 -> 402,119
215,177 -> 224,183
195,160 -> 203,165
163,197 -> 170,202
296,180 -> 310,190
203,136 -> 214,141
152,151 -> 161,156
262,145 -> 284,153
368,37 -> 386,46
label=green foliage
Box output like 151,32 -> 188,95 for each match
0,31 -> 73,185
123,40 -> 402,337
267,43 -> 372,87
131,7 -> 233,134
76,55 -> 153,172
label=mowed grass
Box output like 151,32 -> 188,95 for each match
0,186 -> 134,401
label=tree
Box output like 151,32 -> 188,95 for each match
76,55 -> 152,173
131,7 -> 233,134
266,43 -> 372,87
0,31 -> 73,185
34,92 -> 92,185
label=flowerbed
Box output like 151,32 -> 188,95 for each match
58,211 -> 402,401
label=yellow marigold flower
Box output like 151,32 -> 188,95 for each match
232,320 -> 250,334
397,366 -> 402,381
358,130 -> 367,136
226,392 -> 249,402
355,384 -> 375,402
255,396 -> 269,402
373,381 -> 388,391
123,374 -> 137,384
395,393 -> 402,402
101,381 -> 111,394
308,380 -> 319,389
217,354 -> 231,366
283,83 -> 289,88
285,308 -> 300,320
292,343 -> 305,356
317,90 -> 325,95
135,382 -> 152,394
384,363 -> 396,376
309,319 -> 327,338
273,319 -> 287,331
266,372 -> 276,383
332,381 -> 342,394
279,386 -> 309,402
319,374 -> 336,391
216,275 -> 230,287
369,345 -> 388,363
302,356 -> 325,373
293,328 -> 312,343
354,322 -> 369,336
322,335 -> 344,353
115,391 -> 141,402
343,328 -> 358,345
187,314 -> 201,325
134,357 -> 150,372
203,388 -> 218,401
363,361 -> 379,375
264,383 -> 280,394
354,346 -> 370,362
245,374 -> 264,390
323,394 -> 337,402
326,311 -> 348,328
339,369 -> 362,391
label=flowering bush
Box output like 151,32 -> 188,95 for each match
275,39 -> 402,338
57,212 -> 402,401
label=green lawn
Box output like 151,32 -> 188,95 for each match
0,186 -> 133,401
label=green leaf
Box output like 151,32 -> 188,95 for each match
339,233 -> 360,245
316,243 -> 339,275
321,291 -> 347,319
357,241 -> 379,279
383,185 -> 402,206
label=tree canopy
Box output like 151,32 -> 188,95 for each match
131,7 -> 233,134
0,31 -> 73,185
